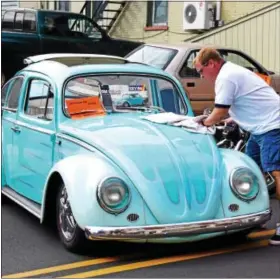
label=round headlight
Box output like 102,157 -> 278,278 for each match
97,177 -> 131,214
230,168 -> 259,201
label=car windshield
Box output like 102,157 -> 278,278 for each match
40,12 -> 103,39
127,46 -> 177,69
64,74 -> 186,119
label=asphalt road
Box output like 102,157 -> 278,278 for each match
1,197 -> 280,278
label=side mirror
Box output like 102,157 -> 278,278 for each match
267,70 -> 275,75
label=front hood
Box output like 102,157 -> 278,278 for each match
60,114 -> 223,223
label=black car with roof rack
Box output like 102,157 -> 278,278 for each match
1,8 -> 142,85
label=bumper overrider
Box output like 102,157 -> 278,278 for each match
85,210 -> 271,240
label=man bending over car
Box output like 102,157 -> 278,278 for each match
193,47 -> 280,246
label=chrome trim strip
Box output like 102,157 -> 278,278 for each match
2,187 -> 41,219
85,209 -> 271,240
57,133 -> 96,152
16,121 -> 54,135
3,117 -> 54,135
2,107 -> 17,112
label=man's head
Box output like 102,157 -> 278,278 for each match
193,47 -> 224,82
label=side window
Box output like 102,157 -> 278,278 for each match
219,51 -> 260,73
14,12 -> 24,30
1,80 -> 13,107
179,50 -> 200,78
2,11 -> 15,29
25,79 -> 54,120
157,80 -> 187,115
23,12 -> 36,32
5,78 -> 24,110
146,1 -> 168,27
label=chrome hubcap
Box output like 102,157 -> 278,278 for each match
59,187 -> 77,241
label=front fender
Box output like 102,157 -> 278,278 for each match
41,154 -> 146,229
219,149 -> 270,218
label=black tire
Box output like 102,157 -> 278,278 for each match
268,185 -> 276,195
123,102 -> 130,107
1,193 -> 10,204
56,183 -> 88,253
229,228 -> 256,243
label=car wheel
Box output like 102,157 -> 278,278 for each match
1,193 -> 10,204
123,102 -> 130,107
230,228 -> 256,242
56,183 -> 87,253
268,184 -> 276,195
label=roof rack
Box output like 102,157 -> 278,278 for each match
23,53 -> 129,66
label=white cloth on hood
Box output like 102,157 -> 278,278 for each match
141,112 -> 216,135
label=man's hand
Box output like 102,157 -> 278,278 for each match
193,115 -> 208,125
202,107 -> 230,127
222,117 -> 234,124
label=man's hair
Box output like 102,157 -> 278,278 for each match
193,47 -> 223,66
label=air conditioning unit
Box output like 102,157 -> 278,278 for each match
183,1 -> 214,30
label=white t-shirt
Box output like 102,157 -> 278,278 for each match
215,61 -> 280,135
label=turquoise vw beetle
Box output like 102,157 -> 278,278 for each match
1,54 -> 271,253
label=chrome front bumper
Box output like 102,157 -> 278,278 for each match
85,209 -> 271,240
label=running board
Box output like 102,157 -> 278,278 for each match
2,186 -> 41,219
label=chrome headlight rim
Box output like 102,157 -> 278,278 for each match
229,167 -> 260,201
97,177 -> 131,215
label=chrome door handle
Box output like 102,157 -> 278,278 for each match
11,126 -> 21,133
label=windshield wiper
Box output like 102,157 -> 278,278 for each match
115,106 -> 165,113
147,106 -> 166,112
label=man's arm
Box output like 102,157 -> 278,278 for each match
202,78 -> 237,126
203,107 -> 229,126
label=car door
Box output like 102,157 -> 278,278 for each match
220,49 -> 280,94
13,74 -> 56,203
15,11 -> 41,57
219,49 -> 266,72
176,49 -> 215,116
2,11 -> 41,80
2,76 -> 25,188
39,12 -> 108,55
177,48 -> 274,115
39,13 -> 70,53
66,15 -> 109,54
218,49 -> 277,88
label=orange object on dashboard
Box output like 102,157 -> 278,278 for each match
66,96 -> 106,119
255,73 -> 272,85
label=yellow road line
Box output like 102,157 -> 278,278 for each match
2,257 -> 118,278
60,240 -> 269,278
3,229 -> 274,279
247,229 -> 275,239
